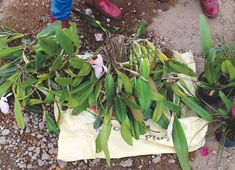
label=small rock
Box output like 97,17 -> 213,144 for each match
38,159 -> 44,167
28,146 -> 35,151
35,147 -> 40,155
119,158 -> 133,168
85,8 -> 93,16
212,150 -> 217,154
72,161 -> 78,166
28,152 -> 33,157
2,129 -> 10,136
152,156 -> 161,164
25,127 -> 30,133
41,152 -> 50,160
27,164 -> 32,169
58,160 -> 67,168
106,18 -> 111,22
94,33 -> 104,42
168,159 -> 176,163
18,163 -> 26,168
0,136 -> 6,144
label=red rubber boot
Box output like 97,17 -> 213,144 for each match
50,16 -> 69,29
85,0 -> 122,20
200,0 -> 219,18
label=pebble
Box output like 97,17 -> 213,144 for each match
28,146 -> 35,151
27,164 -> 32,169
168,159 -> 176,163
0,136 -> 6,144
41,152 -> 50,160
2,129 -> 10,136
35,147 -> 40,155
152,156 -> 161,164
38,159 -> 44,167
212,150 -> 217,154
18,163 -> 26,168
85,8 -> 93,16
58,160 -> 68,168
119,158 -> 133,168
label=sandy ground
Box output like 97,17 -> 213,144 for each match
149,0 -> 235,72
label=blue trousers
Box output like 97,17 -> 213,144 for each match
51,0 -> 72,21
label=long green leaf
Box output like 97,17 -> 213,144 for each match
219,91 -> 232,111
55,77 -> 73,86
72,9 -> 118,33
136,19 -> 147,36
199,15 -> 212,55
0,46 -> 23,59
14,97 -> 25,129
136,78 -> 150,110
152,101 -> 165,122
45,111 -> 60,134
105,74 -> 115,108
72,100 -> 89,115
56,28 -> 73,53
182,96 -> 212,121
168,60 -> 196,77
172,117 -> 190,170
50,55 -> 63,72
116,70 -> 132,95
37,21 -> 61,38
63,23 -> 81,49
39,39 -> 57,56
140,58 -> 150,78
121,121 -> 133,145
115,96 -> 127,122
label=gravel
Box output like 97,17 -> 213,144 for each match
119,158 -> 133,168
152,156 -> 161,164
37,159 -> 44,167
2,129 -> 10,136
0,136 -> 6,144
168,159 -> 176,164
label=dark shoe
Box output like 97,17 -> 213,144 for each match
85,0 -> 122,20
50,16 -> 69,28
200,0 -> 219,18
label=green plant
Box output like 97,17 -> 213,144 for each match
0,22 -> 211,170
204,91 -> 235,169
198,15 -> 235,98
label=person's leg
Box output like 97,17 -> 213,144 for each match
200,0 -> 219,18
85,0 -> 122,20
51,0 -> 72,20
51,0 -> 72,28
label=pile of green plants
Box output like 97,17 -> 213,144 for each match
0,19 -> 222,170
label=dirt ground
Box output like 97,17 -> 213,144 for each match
0,0 -> 235,169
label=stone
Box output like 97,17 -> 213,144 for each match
0,136 -> 6,144
152,156 -> 161,164
168,159 -> 176,163
2,129 -> 10,136
119,158 -> 133,168
58,160 -> 67,168
41,152 -> 50,160
38,159 -> 44,167
18,163 -> 26,168
27,164 -> 32,169
28,146 -> 35,151
35,147 -> 40,155
85,8 -> 93,16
